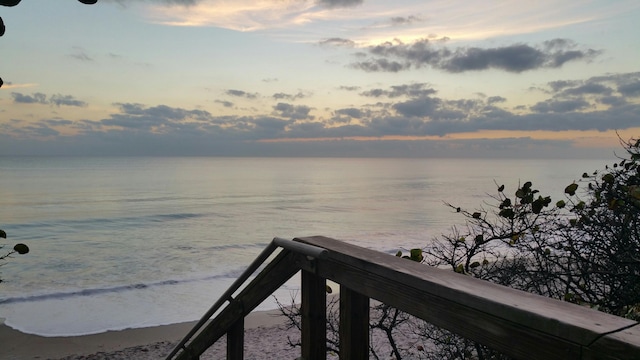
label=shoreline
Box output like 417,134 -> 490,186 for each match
0,308 -> 295,359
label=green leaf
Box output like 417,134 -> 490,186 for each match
556,200 -> 566,208
326,285 -> 333,294
13,243 -> 29,255
532,196 -> 546,214
395,250 -> 402,257
498,184 -> 505,192
410,248 -> 424,262
0,229 -> 6,239
499,198 -> 511,209
470,261 -> 481,268
603,173 -> 615,184
474,234 -> 484,244
565,183 -> 579,196
472,212 -> 481,219
499,208 -> 515,219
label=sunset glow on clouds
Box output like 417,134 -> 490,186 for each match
1,0 -> 639,157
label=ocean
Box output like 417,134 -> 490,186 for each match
0,156 -> 609,336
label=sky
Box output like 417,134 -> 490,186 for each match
1,0 -> 639,158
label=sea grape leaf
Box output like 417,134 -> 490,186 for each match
565,183 -> 579,196
13,243 -> 29,254
410,248 -> 423,262
499,208 -> 515,219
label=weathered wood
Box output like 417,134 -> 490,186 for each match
582,323 -> 640,359
227,317 -> 244,360
175,250 -> 302,360
301,270 -> 327,360
339,285 -> 369,360
295,236 -> 640,360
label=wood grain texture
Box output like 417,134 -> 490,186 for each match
339,285 -> 370,360
295,236 -> 640,360
582,323 -> 640,360
301,270 -> 327,360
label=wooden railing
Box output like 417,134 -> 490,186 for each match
167,236 -> 640,360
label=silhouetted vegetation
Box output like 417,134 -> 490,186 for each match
278,136 -> 640,359
0,229 -> 29,284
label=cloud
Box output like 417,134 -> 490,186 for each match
351,58 -> 409,72
143,0 -> 317,31
272,92 -> 308,101
11,92 -> 87,107
335,107 -> 364,119
360,83 -> 436,98
530,99 -> 592,113
487,96 -> 506,105
272,102 -> 314,120
338,85 -> 360,91
43,119 -> 74,126
0,82 -> 38,89
3,72 -> 639,157
561,83 -> 613,96
618,81 -> 640,97
393,97 -> 441,117
100,103 -> 213,131
12,92 -> 47,104
319,38 -> 356,48
542,72 -> 640,103
390,15 -> 423,26
104,0 -> 201,6
225,89 -> 259,99
351,38 -> 601,73
317,0 -> 363,8
215,100 -> 234,108
50,94 -> 88,107
69,47 -> 94,62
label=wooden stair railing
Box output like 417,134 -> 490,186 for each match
168,236 -> 640,360
165,237 -> 327,360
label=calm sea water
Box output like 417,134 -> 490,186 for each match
0,157 -> 608,336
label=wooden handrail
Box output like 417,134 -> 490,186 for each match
165,237 -> 326,360
295,236 -> 640,359
167,236 -> 640,359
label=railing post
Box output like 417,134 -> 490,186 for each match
227,317 -> 244,360
339,285 -> 369,360
301,269 -> 327,360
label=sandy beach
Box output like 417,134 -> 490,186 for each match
0,308 -> 304,360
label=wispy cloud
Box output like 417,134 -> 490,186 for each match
225,89 -> 259,99
0,82 -> 38,90
11,92 -> 88,107
130,0 -> 639,50
69,47 -> 94,62
144,0 -> 319,31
